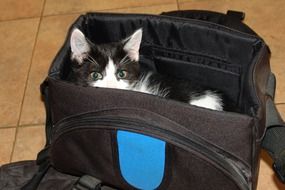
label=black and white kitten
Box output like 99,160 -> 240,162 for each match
68,28 -> 224,111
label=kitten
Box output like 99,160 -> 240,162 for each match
67,28 -> 224,111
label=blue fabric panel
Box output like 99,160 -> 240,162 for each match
117,130 -> 166,190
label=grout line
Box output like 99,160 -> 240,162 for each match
0,16 -> 41,23
100,3 -> 170,12
9,0 -> 47,163
176,0 -> 180,10
0,124 -> 43,131
0,3 -> 177,24
96,2 -> 178,13
41,11 -> 84,18
0,122 -> 45,129
38,2 -> 177,18
19,123 -> 46,128
0,126 -> 17,129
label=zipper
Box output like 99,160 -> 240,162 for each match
53,114 -> 251,190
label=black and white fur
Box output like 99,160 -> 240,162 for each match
68,28 -> 224,111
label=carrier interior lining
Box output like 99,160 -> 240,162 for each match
52,13 -> 263,115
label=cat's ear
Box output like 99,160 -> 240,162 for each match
123,28 -> 142,61
70,28 -> 90,64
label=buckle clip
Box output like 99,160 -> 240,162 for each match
72,175 -> 102,190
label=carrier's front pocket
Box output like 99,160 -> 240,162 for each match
50,108 -> 252,190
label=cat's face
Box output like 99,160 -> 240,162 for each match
69,28 -> 142,89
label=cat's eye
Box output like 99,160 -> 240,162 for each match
90,72 -> 103,81
117,70 -> 128,79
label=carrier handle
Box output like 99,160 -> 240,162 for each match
160,10 -> 257,35
262,72 -> 285,183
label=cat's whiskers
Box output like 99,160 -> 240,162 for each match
119,55 -> 132,65
87,55 -> 96,63
86,55 -> 99,66
86,57 -> 96,64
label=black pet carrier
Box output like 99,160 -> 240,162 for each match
1,10 -> 285,190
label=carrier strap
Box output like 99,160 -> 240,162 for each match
21,148 -> 50,190
262,72 -> 285,183
226,10 -> 245,21
20,80 -> 53,189
41,78 -> 53,146
72,175 -> 117,190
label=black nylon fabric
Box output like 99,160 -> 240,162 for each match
48,78 -> 254,165
3,10 -> 281,190
0,161 -> 77,190
47,78 -> 255,189
43,11 -> 271,190
0,161 -> 37,190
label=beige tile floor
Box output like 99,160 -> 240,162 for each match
0,1 -> 284,189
